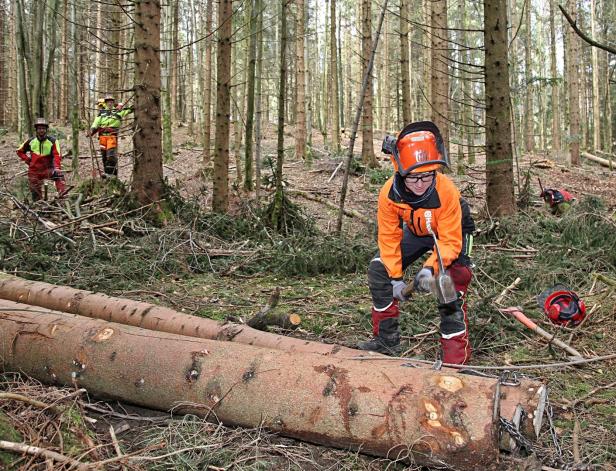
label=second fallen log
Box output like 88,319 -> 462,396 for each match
0,301 -> 546,470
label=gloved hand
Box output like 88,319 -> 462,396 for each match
391,279 -> 409,301
51,169 -> 64,181
413,267 -> 434,293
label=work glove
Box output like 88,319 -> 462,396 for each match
413,267 -> 434,293
391,279 -> 409,302
51,169 -> 64,181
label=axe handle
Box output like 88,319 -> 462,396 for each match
503,307 -> 583,358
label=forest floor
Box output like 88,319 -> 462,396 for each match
1,123 -> 616,470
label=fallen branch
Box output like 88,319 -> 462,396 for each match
564,380 -> 616,409
246,288 -> 301,331
494,277 -> 522,305
0,392 -> 60,413
0,440 -> 87,470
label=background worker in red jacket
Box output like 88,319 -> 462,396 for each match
16,118 -> 66,201
358,121 -> 475,364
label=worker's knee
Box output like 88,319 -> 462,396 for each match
368,258 -> 394,309
449,263 -> 472,294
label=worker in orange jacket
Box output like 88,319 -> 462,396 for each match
358,121 -> 475,364
16,118 -> 66,201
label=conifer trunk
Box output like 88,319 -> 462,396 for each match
400,0 -> 412,125
524,2 -> 533,153
431,0 -> 449,156
329,0 -> 340,151
131,0 -> 164,205
213,0 -> 233,212
360,0 -> 377,166
549,0 -> 561,153
202,0 -> 213,164
565,0 -> 580,166
295,0 -> 307,160
485,0 -> 515,216
244,0 -> 259,190
590,0 -> 600,151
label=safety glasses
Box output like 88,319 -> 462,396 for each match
405,172 -> 435,184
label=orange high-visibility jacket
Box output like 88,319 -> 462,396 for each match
377,173 -> 463,279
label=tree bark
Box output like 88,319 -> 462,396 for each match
255,3 -> 265,199
484,0 -> 515,216
549,0 -> 561,153
0,302 -> 545,470
131,0 -> 164,206
360,0 -> 377,167
202,0 -> 214,165
565,0 -> 580,166
244,0 -> 259,191
524,1 -> 533,153
0,1 -> 6,126
271,0 -> 288,230
590,0 -> 600,151
399,0 -> 412,125
170,0 -> 179,123
329,0 -> 340,151
213,0 -> 233,212
431,0 -> 450,157
295,0 -> 307,161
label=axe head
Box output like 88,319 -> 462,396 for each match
434,272 -> 458,304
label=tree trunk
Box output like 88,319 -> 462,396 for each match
131,0 -> 164,206
59,0 -> 69,123
0,2 -> 6,127
0,272 -> 362,357
549,0 -> 561,153
590,0 -> 600,151
170,0 -> 179,123
400,0 -> 412,125
295,0 -> 307,160
108,3 -> 121,94
202,0 -> 213,164
244,0 -> 259,190
70,0 -> 79,174
565,0 -> 580,166
484,0 -> 515,216
431,0 -> 450,157
271,0 -> 288,230
524,1 -> 533,153
162,4 -> 173,162
187,0 -> 197,136
360,0 -> 377,166
212,0 -> 233,212
255,3 -> 265,199
15,0 -> 32,131
329,0 -> 340,151
0,302 -> 545,470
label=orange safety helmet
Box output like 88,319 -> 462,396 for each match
382,121 -> 449,176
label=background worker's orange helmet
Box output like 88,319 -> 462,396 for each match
382,121 -> 449,176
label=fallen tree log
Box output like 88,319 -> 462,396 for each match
0,302 -> 546,470
581,151 -> 615,169
0,272 -> 361,358
0,273 -> 542,431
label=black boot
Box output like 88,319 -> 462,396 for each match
357,303 -> 401,356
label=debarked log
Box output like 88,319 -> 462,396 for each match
0,273 -> 363,358
0,302 -> 546,470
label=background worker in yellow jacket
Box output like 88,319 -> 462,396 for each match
87,95 -> 133,177
358,121 -> 475,364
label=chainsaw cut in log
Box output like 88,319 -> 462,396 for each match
0,301 -> 547,470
